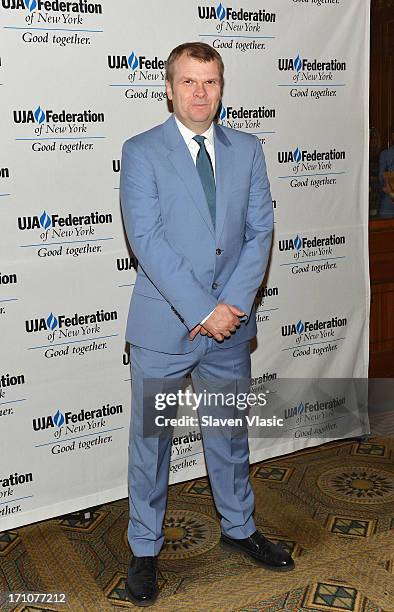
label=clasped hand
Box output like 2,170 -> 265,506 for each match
188,303 -> 245,342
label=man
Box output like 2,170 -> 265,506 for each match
378,126 -> 394,217
120,42 -> 294,607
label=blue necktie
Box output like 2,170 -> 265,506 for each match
193,135 -> 216,228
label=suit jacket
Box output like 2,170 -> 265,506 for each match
120,114 -> 273,354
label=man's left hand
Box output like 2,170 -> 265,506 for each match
189,324 -> 213,340
188,303 -> 245,340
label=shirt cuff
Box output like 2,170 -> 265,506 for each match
200,307 -> 216,325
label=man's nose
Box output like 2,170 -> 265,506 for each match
194,83 -> 207,96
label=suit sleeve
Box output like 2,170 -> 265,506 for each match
218,137 -> 274,319
120,139 -> 218,330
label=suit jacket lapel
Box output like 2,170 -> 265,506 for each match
214,122 -> 233,242
164,116 -> 215,237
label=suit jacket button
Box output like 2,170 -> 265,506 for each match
216,248 -> 222,256
212,282 -> 218,290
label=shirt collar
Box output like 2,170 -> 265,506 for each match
175,116 -> 214,148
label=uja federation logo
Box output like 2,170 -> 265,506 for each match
278,147 -> 345,164
25,309 -> 117,334
278,54 -> 346,73
281,316 -> 347,338
18,211 -> 113,259
284,397 -> 344,421
219,103 -> 275,130
281,312 -> 348,359
281,315 -> 347,358
198,2 -> 276,23
278,232 -> 346,272
107,51 -> 166,71
32,403 -> 123,448
17,210 -> 112,231
278,233 -> 345,252
278,145 -> 346,179
26,312 -> 59,333
13,106 -> 104,124
1,0 -> 102,13
32,404 -> 122,432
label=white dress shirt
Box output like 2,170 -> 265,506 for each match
174,116 -> 216,325
175,116 -> 216,178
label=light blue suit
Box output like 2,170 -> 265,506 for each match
120,115 -> 273,556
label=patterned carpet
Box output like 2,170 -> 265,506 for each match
1,436 -> 394,612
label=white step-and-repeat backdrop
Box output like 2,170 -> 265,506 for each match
0,0 -> 370,530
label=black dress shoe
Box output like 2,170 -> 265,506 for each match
125,556 -> 159,607
220,530 -> 295,571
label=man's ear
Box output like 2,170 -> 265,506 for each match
165,80 -> 173,101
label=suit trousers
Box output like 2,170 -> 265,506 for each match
128,336 -> 256,556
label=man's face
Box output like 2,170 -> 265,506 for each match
166,53 -> 222,134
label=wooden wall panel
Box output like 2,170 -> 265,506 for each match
370,0 -> 394,156
369,218 -> 394,376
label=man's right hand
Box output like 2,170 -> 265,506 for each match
200,303 -> 245,342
